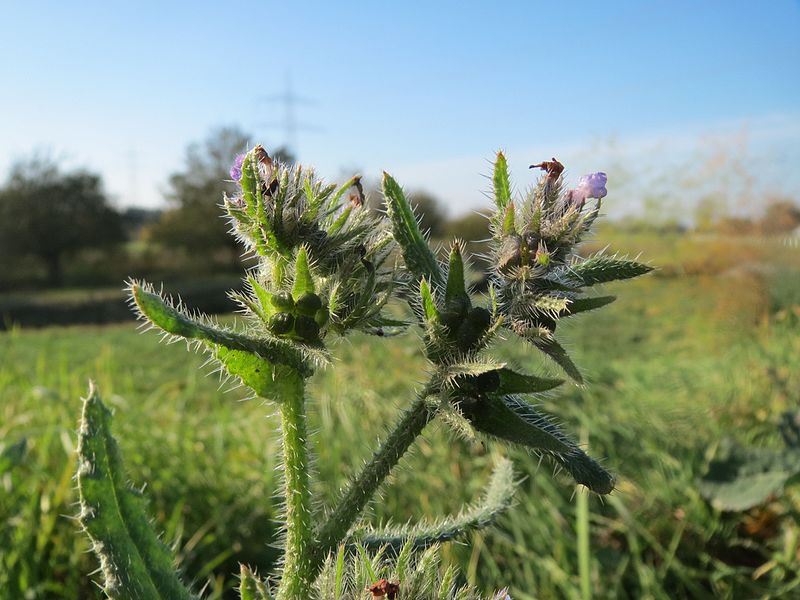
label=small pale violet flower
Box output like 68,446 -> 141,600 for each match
493,589 -> 512,600
230,153 -> 245,181
576,172 -> 607,200
566,172 -> 608,209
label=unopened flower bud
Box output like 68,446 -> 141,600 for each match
271,292 -> 295,313
295,292 -> 323,316
294,315 -> 321,342
268,312 -> 295,335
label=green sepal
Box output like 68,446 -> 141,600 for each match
419,278 -> 439,323
239,565 -> 273,600
460,394 -> 615,494
444,243 -> 468,305
304,178 -> 337,223
563,256 -> 653,286
327,205 -> 353,235
495,368 -> 564,394
326,174 -> 361,214
239,151 -> 260,215
562,295 -> 616,317
502,201 -> 516,235
214,347 -> 302,403
247,276 -> 276,318
382,172 -> 443,286
76,384 -> 196,599
533,336 -> 583,384
493,151 -> 512,213
292,247 -> 315,297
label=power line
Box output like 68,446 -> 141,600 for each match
257,72 -> 321,156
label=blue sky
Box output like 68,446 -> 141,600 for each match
1,1 -> 799,216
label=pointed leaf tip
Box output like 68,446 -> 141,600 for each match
382,173 -> 442,285
496,368 -> 563,394
534,336 -> 583,384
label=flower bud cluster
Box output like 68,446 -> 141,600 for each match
225,146 -> 398,341
491,157 -> 606,343
421,242 -> 496,365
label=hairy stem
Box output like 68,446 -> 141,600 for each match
312,388 -> 436,572
277,379 -> 315,600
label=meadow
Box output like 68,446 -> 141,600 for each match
1,232 -> 799,599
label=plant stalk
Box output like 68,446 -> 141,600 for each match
311,388 -> 435,572
577,424 -> 591,600
277,378 -> 315,600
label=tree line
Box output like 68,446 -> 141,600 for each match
1,127 -> 798,291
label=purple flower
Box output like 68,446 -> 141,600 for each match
566,172 -> 608,210
230,153 -> 245,181
576,172 -> 607,200
493,590 -> 512,600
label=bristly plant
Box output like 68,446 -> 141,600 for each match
75,148 -> 652,599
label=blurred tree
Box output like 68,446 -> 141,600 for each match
347,176 -> 449,240
0,157 -> 123,286
146,127 -> 294,268
408,191 -> 448,239
760,197 -> 800,235
443,211 -> 490,242
121,207 -> 162,240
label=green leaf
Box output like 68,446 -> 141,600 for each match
440,360 -> 506,388
382,172 -> 442,286
495,368 -> 563,394
493,151 -> 512,213
460,394 -> 573,454
76,384 -> 196,600
562,295 -> 616,316
460,394 -> 615,494
0,437 -> 27,475
355,458 -> 517,551
562,256 -> 653,286
444,243 -> 468,304
130,282 -> 313,376
534,336 -> 583,384
699,439 -> 800,511
214,347 -> 302,403
292,246 -> 315,297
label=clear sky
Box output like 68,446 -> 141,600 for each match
1,0 -> 799,217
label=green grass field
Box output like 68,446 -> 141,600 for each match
2,235 -> 799,599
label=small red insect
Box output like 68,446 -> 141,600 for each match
367,578 -> 400,599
